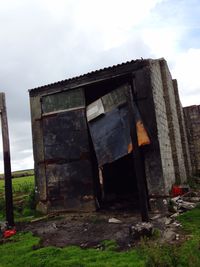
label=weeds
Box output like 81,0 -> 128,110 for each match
140,241 -> 178,267
187,175 -> 200,190
12,181 -> 33,193
100,240 -> 119,251
0,175 -> 35,221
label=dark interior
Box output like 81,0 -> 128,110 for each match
100,154 -> 139,210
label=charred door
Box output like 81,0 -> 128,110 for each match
86,83 -> 150,211
41,88 -> 95,212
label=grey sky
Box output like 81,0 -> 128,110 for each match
0,0 -> 199,172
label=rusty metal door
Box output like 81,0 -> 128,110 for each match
86,84 -> 150,167
86,84 -> 132,166
41,88 -> 95,211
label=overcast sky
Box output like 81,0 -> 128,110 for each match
0,0 -> 200,172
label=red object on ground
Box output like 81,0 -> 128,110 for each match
3,229 -> 16,238
172,185 -> 183,197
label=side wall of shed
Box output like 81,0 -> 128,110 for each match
173,80 -> 192,178
134,63 -> 167,197
159,59 -> 187,184
149,60 -> 175,194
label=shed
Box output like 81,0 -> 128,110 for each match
29,58 -> 191,214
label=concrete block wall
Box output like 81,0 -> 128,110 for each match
173,80 -> 192,178
159,59 -> 187,184
149,60 -> 175,194
184,105 -> 200,175
134,64 -> 167,196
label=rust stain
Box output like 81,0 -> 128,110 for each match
136,120 -> 151,146
128,120 -> 150,153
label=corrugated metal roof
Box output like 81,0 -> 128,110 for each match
29,59 -> 148,92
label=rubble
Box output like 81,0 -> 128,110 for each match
129,222 -> 153,239
108,218 -> 122,224
162,229 -> 176,242
0,221 -> 7,238
169,190 -> 200,216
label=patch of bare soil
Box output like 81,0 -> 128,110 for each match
22,212 -> 140,249
18,210 -> 187,250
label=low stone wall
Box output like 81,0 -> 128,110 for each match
184,105 -> 200,175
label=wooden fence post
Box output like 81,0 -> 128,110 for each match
127,82 -> 149,222
0,93 -> 14,226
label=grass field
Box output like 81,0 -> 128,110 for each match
0,176 -> 34,194
0,175 -> 35,221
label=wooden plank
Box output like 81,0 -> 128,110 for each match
127,83 -> 149,222
0,93 -> 14,226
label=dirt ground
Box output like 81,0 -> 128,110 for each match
20,210 -> 186,250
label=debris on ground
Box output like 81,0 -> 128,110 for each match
170,190 -> 200,215
0,221 -> 7,239
3,228 -> 17,238
0,221 -> 17,239
0,221 -> 7,233
108,217 -> 122,224
12,188 -> 200,249
129,222 -> 153,240
172,184 -> 190,197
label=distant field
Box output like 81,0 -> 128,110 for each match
0,175 -> 34,195
0,169 -> 34,179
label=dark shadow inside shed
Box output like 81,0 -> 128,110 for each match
100,154 -> 140,210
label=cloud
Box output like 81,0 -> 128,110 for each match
172,48 -> 200,106
0,0 -> 199,172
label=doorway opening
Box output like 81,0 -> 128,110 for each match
99,154 -> 139,211
85,79 -> 147,211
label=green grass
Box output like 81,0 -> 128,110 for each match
0,232 -> 145,267
0,176 -> 34,195
187,175 -> 200,190
0,176 -> 35,221
178,205 -> 200,234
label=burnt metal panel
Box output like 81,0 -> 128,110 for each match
88,105 -> 131,166
46,160 -> 95,211
40,86 -> 96,212
43,109 -> 89,161
87,84 -> 132,166
42,88 -> 85,114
